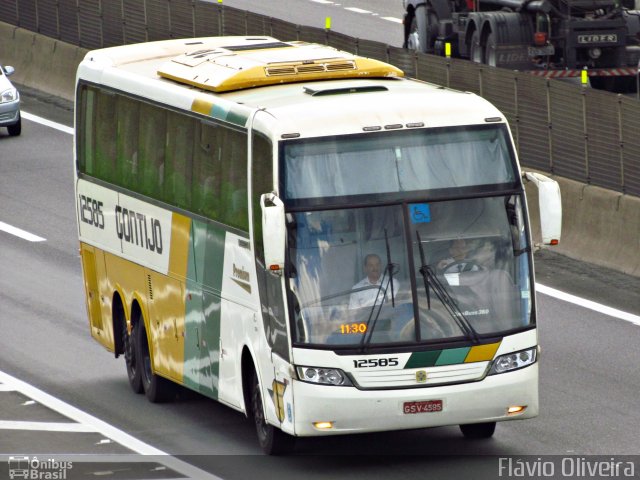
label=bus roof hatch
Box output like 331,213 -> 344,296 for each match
157,37 -> 404,93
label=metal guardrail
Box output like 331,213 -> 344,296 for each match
1,0 -> 638,196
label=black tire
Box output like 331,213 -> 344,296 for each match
7,117 -> 21,136
137,320 -> 174,403
469,29 -> 484,64
250,370 -> 294,455
424,8 -> 440,55
485,31 -> 497,67
124,319 -> 143,394
405,9 -> 422,52
460,422 -> 496,439
405,6 -> 436,54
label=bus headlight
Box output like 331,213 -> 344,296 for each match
296,366 -> 353,386
489,348 -> 537,375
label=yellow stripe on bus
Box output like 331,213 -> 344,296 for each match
465,342 -> 501,363
169,212 -> 191,279
191,97 -> 213,116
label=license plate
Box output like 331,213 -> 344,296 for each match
403,400 -> 443,414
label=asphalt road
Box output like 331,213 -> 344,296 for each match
217,0 -> 406,46
0,87 -> 638,479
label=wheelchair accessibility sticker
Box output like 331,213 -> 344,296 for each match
409,203 -> 431,224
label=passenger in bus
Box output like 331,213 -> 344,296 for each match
349,253 -> 399,309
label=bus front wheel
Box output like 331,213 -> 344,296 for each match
137,321 -> 174,403
250,370 -> 294,455
460,422 -> 496,439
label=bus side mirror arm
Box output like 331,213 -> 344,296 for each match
523,172 -> 562,246
260,192 -> 286,275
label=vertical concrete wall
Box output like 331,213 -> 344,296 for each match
526,173 -> 640,277
0,22 -> 87,102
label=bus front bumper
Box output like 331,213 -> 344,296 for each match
290,363 -> 538,436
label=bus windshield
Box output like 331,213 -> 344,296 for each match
283,126 -> 530,348
283,125 -> 516,201
288,196 -> 532,347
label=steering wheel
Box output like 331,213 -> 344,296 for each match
440,259 -> 484,274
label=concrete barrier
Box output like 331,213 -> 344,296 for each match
527,174 -> 640,277
2,21 -> 638,277
0,22 -> 87,102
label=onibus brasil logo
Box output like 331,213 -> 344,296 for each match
8,456 -> 72,479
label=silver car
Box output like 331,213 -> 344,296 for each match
0,65 -> 21,136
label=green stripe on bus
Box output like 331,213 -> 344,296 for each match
404,350 -> 441,369
211,104 -> 249,127
435,347 -> 470,366
182,220 -> 227,398
191,98 -> 249,127
405,342 -> 501,369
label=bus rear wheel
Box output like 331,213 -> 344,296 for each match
460,422 -> 496,439
250,370 -> 294,455
123,321 -> 142,394
136,321 -> 174,403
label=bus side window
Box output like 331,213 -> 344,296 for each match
78,86 -> 96,175
115,95 -> 140,191
164,112 -> 194,210
217,128 -> 248,230
138,102 -> 166,199
193,122 -> 220,220
251,132 -> 288,359
94,88 -> 117,183
251,132 -> 272,262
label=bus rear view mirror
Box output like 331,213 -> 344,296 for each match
260,192 -> 286,273
524,172 -> 562,245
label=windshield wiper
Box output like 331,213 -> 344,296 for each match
358,229 -> 399,352
415,230 -> 479,344
385,229 -> 396,308
358,270 -> 399,353
416,231 -> 431,310
358,265 -> 389,352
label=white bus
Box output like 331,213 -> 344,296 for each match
74,36 -> 562,454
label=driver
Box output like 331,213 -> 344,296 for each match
437,238 -> 481,273
438,238 -> 498,273
349,254 -> 399,309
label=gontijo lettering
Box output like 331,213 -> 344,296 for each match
115,205 -> 163,254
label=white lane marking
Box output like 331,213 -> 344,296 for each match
0,371 -> 223,480
344,7 -> 372,14
22,111 -> 74,135
1,112 -> 70,244
310,0 -> 334,3
0,421 -> 96,432
382,17 -> 403,23
536,283 -> 640,326
0,221 -> 46,242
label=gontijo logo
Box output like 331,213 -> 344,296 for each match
77,179 -> 173,276
8,456 -> 72,479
